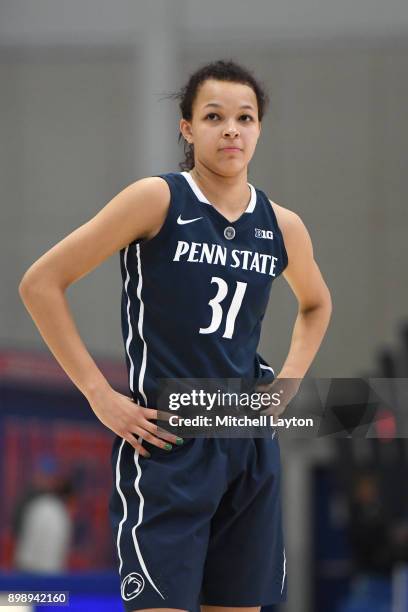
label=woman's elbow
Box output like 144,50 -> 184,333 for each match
18,266 -> 55,302
18,270 -> 40,303
300,287 -> 332,316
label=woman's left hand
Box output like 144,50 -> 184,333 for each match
255,376 -> 302,418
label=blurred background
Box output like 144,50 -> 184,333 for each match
1,0 -> 408,610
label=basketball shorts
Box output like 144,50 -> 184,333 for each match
109,432 -> 287,612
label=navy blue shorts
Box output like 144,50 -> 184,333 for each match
109,433 -> 287,612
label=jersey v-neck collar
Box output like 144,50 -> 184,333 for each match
180,171 -> 257,228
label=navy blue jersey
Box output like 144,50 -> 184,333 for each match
119,171 -> 288,407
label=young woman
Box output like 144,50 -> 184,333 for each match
19,60 -> 332,612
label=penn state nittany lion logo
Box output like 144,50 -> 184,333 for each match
121,572 -> 145,601
224,226 -> 236,240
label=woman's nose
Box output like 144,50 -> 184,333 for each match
224,124 -> 239,137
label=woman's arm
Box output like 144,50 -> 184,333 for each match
18,177 -> 177,456
274,204 -> 333,379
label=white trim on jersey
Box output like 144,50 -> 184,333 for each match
123,246 -> 135,393
260,362 -> 275,376
261,362 -> 276,438
181,171 -> 211,204
246,184 -> 257,213
135,244 -> 148,406
115,438 -> 127,573
122,244 -> 148,402
281,547 -> 287,594
180,171 -> 257,214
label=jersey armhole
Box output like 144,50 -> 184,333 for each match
268,199 -> 289,273
135,174 -> 176,250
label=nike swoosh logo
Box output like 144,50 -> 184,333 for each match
177,215 -> 203,225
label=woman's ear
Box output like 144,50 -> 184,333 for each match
180,118 -> 193,144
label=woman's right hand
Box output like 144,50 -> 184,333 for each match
87,384 -> 182,457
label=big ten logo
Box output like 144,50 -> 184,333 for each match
255,228 -> 274,240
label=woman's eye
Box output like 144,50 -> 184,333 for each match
204,113 -> 254,122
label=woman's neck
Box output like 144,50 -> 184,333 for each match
190,166 -> 250,216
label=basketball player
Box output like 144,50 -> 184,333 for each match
19,60 -> 332,612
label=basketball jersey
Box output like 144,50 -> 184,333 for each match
119,171 -> 288,407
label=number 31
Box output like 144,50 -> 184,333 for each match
199,276 -> 247,340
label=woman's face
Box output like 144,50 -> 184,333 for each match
180,79 -> 261,176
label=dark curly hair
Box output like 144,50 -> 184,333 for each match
165,59 -> 269,171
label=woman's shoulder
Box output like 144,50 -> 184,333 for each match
267,198 -> 299,226
267,198 -> 311,254
267,198 -> 302,232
